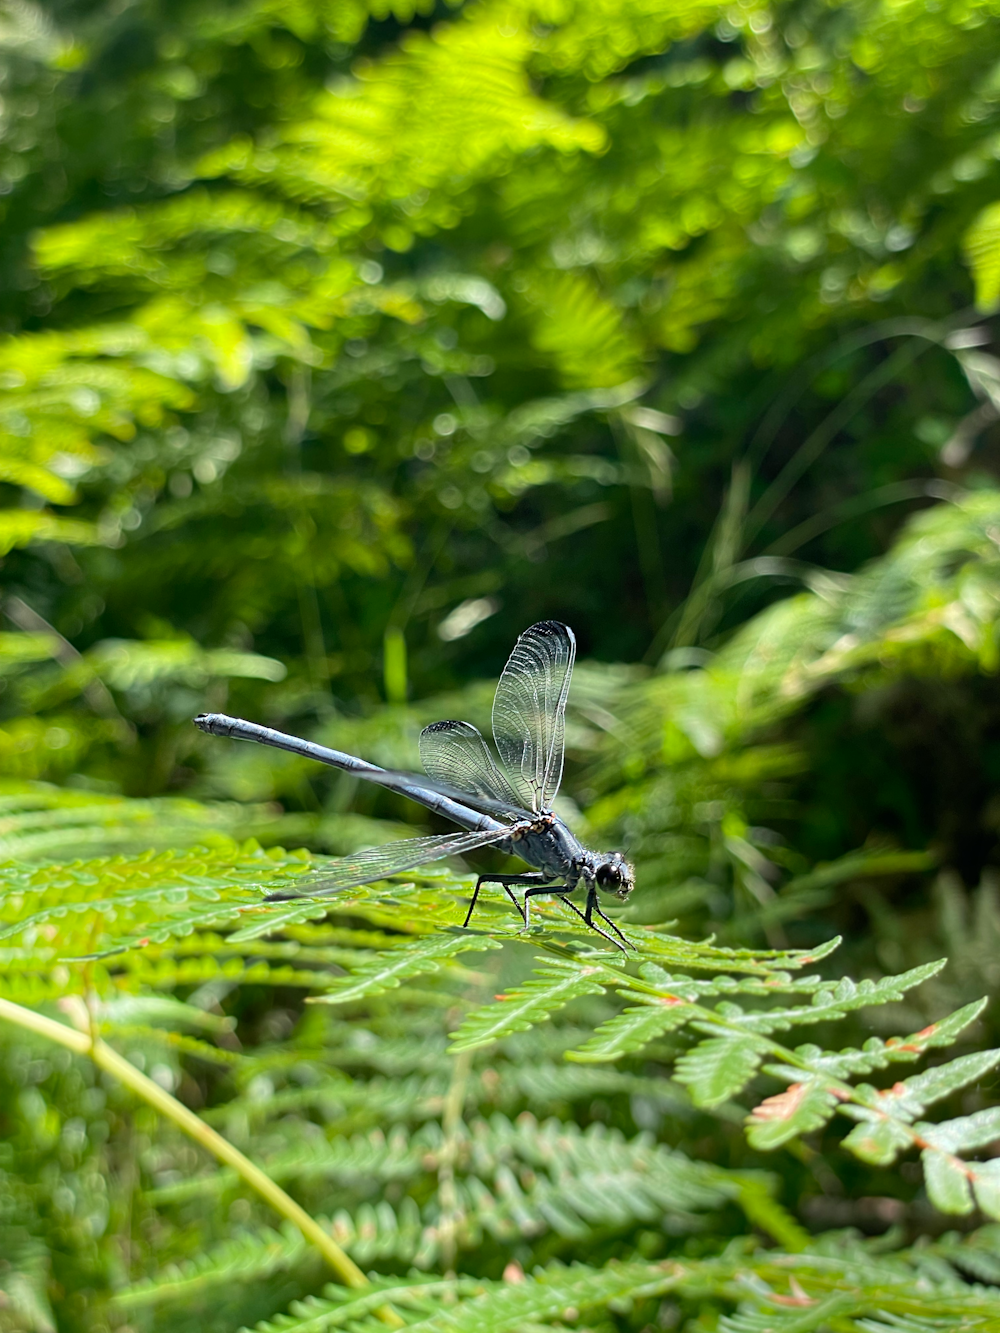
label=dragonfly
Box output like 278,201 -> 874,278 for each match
194,620 -> 635,950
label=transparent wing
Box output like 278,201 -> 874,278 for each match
420,720 -> 525,814
491,620 -> 576,813
265,826 -> 516,899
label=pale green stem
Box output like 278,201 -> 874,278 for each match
0,996 -> 383,1297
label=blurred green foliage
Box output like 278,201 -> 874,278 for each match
7,0 -> 1000,1328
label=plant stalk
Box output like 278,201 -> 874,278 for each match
0,997 -> 375,1293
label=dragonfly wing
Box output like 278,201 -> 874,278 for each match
267,826 -> 517,899
491,620 -> 576,812
420,720 -> 524,813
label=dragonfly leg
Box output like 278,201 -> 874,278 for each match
554,888 -> 625,951
464,872 -> 552,928
522,880 -> 575,929
583,881 -> 635,951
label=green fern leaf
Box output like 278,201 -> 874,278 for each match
97,1024 -> 240,1067
149,1123 -> 431,1204
917,1112 -> 1000,1221
467,1113 -> 752,1230
744,1002 -> 992,1154
731,960 -> 947,1036
923,1150 -> 976,1216
851,1049 -> 1000,1125
636,931 -> 842,976
113,1223 -> 313,1308
242,1275 -> 479,1333
840,1046 -> 1000,1173
768,997 -> 989,1082
115,1199 -> 428,1308
674,1034 -> 766,1108
267,1260 -> 677,1333
968,1161 -> 1000,1219
901,996 -> 992,1050
840,1116 -> 915,1167
918,1107 -> 1000,1155
745,1079 -> 842,1150
310,934 -> 501,1005
506,1062 -> 688,1109
719,1295 -> 863,1331
565,996 -> 695,1063
449,962 -> 609,1052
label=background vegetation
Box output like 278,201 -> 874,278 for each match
7,0 -> 1000,1328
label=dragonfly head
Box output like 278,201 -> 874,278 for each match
594,851 -> 634,901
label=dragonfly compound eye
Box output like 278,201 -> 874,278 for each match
594,853 -> 635,900
594,856 -> 631,897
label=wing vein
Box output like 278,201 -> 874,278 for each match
491,621 -> 576,812
268,826 -> 519,899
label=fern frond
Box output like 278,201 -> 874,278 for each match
244,1262 -> 676,1333
440,942 -> 1000,1219
563,997 -> 693,1062
448,962 -> 608,1051
119,1111 -> 771,1309
311,935 -> 502,1005
0,780 -> 306,862
113,1220 -> 316,1308
149,1123 -> 434,1204
200,1064 -> 686,1136
503,1061 -> 689,1110
2,837 -> 996,1232
461,1112 -> 755,1234
236,1241 -> 1000,1333
97,1023 -> 240,1067
114,1200 -> 427,1309
674,1033 -> 767,1108
243,1275 -> 485,1333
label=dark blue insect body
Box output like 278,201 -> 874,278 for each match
194,621 -> 634,949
